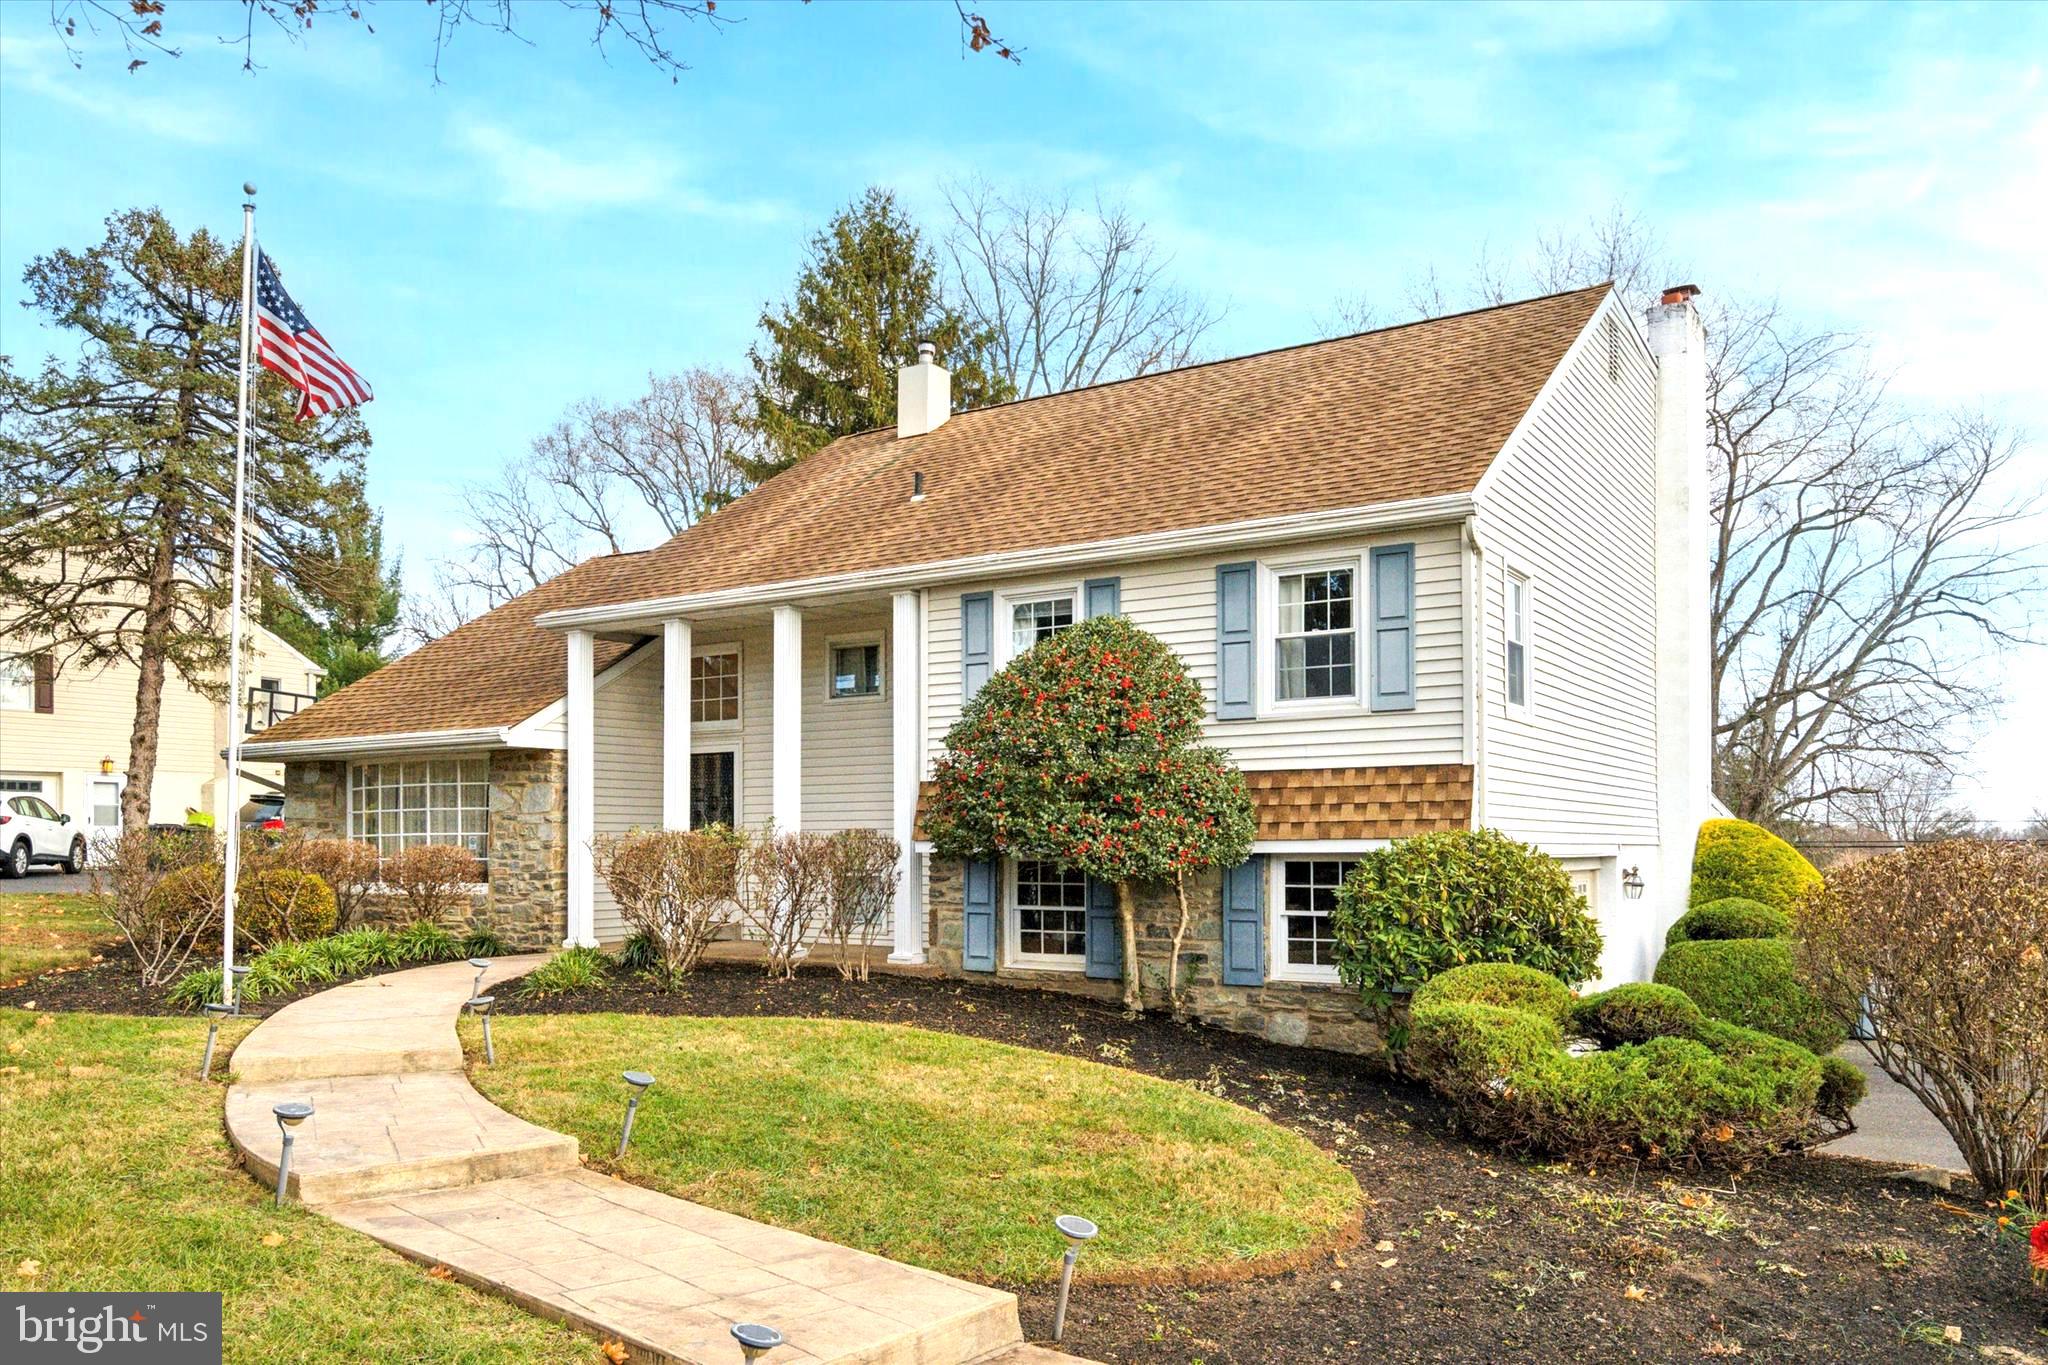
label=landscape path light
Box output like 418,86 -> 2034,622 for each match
731,1323 -> 783,1362
272,1101 -> 314,1207
229,964 -> 252,1014
617,1070 -> 655,1157
468,956 -> 491,998
468,994 -> 496,1065
199,1002 -> 233,1080
1051,1213 -> 1098,1343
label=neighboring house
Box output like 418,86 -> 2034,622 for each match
245,284 -> 1713,1054
0,616 -> 324,841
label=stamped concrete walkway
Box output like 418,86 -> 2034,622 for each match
225,958 -> 1070,1365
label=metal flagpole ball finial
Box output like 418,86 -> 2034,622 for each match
243,182 -> 257,197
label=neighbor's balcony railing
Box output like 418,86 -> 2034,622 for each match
245,685 -> 317,734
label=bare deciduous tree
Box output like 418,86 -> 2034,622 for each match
740,829 -> 834,980
943,179 -> 1222,399
406,367 -> 754,645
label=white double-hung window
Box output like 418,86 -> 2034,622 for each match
1272,857 -> 1358,982
1008,859 -> 1088,969
1274,566 -> 1357,701
1009,595 -> 1075,655
1506,571 -> 1532,711
348,757 -> 490,866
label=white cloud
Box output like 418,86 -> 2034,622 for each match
0,32 -> 234,145
449,117 -> 790,221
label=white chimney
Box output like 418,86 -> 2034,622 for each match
896,341 -> 950,439
1647,284 -> 1711,952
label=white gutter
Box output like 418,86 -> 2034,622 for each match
533,492 -> 1477,632
240,725 -> 518,761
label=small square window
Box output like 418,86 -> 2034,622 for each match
829,643 -> 882,698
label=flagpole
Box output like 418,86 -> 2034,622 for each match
221,183 -> 257,1007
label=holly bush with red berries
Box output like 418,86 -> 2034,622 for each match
923,613 -> 1255,898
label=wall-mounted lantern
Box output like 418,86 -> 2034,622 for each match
1621,866 -> 1645,900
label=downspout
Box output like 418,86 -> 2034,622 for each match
1462,515 -> 1488,830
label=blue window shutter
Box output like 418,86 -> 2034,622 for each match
962,859 -> 998,972
1215,562 -> 1256,720
961,592 -> 994,703
1084,878 -> 1123,980
1370,544 -> 1416,711
1083,576 -> 1122,619
1221,856 -> 1265,986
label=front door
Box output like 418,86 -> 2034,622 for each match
89,779 -> 123,837
690,750 -> 737,830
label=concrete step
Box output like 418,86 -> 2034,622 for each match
225,1071 -> 580,1205
970,1346 -> 1101,1365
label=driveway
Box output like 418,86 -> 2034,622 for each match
1,868 -> 93,896
1821,1045 -> 1966,1174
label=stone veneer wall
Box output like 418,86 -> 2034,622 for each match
279,751 -> 566,950
927,859 -> 1387,1056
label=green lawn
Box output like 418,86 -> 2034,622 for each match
467,1013 -> 1362,1284
0,1009 -> 593,1364
0,891 -> 111,985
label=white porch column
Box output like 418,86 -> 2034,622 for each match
771,604 -> 802,832
565,627 -> 597,948
662,618 -> 692,830
888,589 -> 924,962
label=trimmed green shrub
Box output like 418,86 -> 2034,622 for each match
1654,937 -> 1847,1055
1572,982 -> 1704,1048
1665,896 -> 1792,946
1689,819 -> 1821,911
1412,961 -> 1576,1028
1816,1055 -> 1867,1123
236,868 -> 338,949
517,946 -> 611,998
1332,829 -> 1604,1006
147,862 -> 225,928
1408,963 -> 1837,1163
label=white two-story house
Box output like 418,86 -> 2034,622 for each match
245,282 -> 1713,1053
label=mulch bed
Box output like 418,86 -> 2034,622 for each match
502,965 -> 2046,1364
0,951 -> 383,1018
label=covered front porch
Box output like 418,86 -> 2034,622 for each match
561,589 -> 926,957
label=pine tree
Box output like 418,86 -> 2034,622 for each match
260,519 -> 402,695
746,186 -> 1009,480
0,208 -> 383,826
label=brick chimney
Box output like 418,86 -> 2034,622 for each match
896,342 -> 950,439
1647,284 -> 1710,946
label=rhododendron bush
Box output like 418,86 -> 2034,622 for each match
1796,838 -> 2048,1206
922,615 -> 1255,1011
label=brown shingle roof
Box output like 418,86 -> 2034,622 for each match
246,555 -> 647,746
257,286 -> 1605,745
915,765 -> 1472,843
549,284 -> 1609,612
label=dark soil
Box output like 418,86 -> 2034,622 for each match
0,952 -> 381,1018
502,965 -> 2047,1364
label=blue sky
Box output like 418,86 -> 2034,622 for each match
1,0 -> 2042,820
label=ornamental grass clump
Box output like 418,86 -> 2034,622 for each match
1330,829 -> 1604,1016
1408,962 -> 1849,1164
922,615 -> 1255,1013
1796,838 -> 2048,1207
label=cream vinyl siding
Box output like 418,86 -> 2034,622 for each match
591,645 -> 662,941
0,620 -> 319,828
1474,291 -> 1659,846
922,526 -> 1467,772
800,605 -> 892,832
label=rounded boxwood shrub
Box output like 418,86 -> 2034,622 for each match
1408,963 -> 1835,1163
1689,819 -> 1821,911
1571,982 -> 1703,1048
1332,829 -> 1604,1006
1412,961 -> 1576,1028
1816,1054 -> 1867,1124
1653,937 -> 1846,1055
235,868 -> 338,948
1665,896 -> 1792,947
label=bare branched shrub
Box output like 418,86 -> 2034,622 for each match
1796,839 -> 2048,1204
597,828 -> 746,987
89,828 -> 217,986
380,844 -> 484,926
740,829 -> 835,980
822,829 -> 901,981
266,836 -> 382,928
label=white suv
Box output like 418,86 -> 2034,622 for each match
1,794 -> 87,877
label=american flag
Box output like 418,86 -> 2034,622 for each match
254,248 -> 373,421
